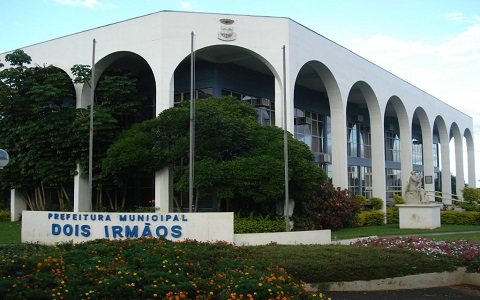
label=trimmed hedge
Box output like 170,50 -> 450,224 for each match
386,207 -> 399,224
355,211 -> 385,227
234,214 -> 285,234
441,211 -> 480,225
355,208 -> 480,227
0,210 -> 10,222
369,197 -> 383,210
392,194 -> 406,205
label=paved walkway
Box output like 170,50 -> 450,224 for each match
323,285 -> 480,300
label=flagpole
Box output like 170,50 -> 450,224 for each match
189,32 -> 195,213
88,38 -> 96,212
283,45 -> 290,232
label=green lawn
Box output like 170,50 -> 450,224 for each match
0,221 -> 20,244
2,222 -> 479,244
332,224 -> 480,240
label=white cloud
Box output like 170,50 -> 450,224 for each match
345,21 -> 480,185
438,12 -> 467,22
180,2 -> 192,9
54,0 -> 116,9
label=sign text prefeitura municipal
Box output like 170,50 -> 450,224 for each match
22,211 -> 234,245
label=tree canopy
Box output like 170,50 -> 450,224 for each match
0,50 -> 129,210
0,50 -> 82,210
102,97 -> 327,214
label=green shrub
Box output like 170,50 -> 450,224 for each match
293,182 -> 362,230
355,211 -> 385,227
441,211 -> 480,225
355,195 -> 366,206
369,197 -> 383,210
0,210 -> 10,222
435,191 -> 443,202
456,202 -> 480,212
234,213 -> 285,233
386,207 -> 399,224
392,194 -> 406,205
462,186 -> 480,204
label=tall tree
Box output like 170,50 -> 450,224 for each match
71,64 -> 150,210
102,97 -> 327,214
1,52 -> 150,211
0,50 -> 80,210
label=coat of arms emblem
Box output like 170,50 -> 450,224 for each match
218,25 -> 236,41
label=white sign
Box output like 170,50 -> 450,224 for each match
22,211 -> 234,245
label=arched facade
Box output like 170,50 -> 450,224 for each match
2,11 -> 475,218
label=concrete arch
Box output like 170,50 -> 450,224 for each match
347,81 -> 385,212
292,60 -> 346,187
74,50 -> 156,212
78,51 -> 156,109
161,44 -> 282,212
464,128 -> 476,187
434,115 -> 451,201
384,96 -> 411,200
412,107 -> 434,193
450,123 -> 464,198
170,44 -> 282,114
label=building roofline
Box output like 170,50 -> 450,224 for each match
0,10 -> 472,119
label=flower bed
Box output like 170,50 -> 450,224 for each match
0,237 -> 327,299
352,236 -> 480,273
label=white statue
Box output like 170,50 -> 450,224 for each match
405,171 -> 426,203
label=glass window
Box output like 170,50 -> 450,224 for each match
432,143 -> 439,168
348,165 -> 359,196
360,125 -> 371,158
386,168 -> 402,200
173,88 -> 212,106
412,139 -> 423,165
385,131 -> 401,162
222,90 -> 275,126
347,122 -> 358,157
294,108 -> 326,153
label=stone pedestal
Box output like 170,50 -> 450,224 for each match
397,204 -> 441,229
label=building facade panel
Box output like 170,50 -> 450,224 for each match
1,11 -> 475,216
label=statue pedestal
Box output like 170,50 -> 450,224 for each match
397,204 -> 441,229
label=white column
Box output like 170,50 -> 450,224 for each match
154,68 -> 175,212
10,189 -> 27,221
155,168 -> 173,212
440,132 -> 451,204
370,120 -> 386,218
422,130 -> 435,195
455,137 -> 465,200
73,83 -> 93,212
331,105 -> 348,189
399,119 -> 412,197
73,165 -> 91,212
466,135 -> 476,187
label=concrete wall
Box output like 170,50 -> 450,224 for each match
21,210 -> 331,246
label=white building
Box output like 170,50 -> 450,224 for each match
2,11 -> 475,219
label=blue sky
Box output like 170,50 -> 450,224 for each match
2,0 -> 480,186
